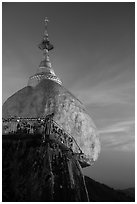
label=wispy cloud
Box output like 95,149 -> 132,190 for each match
73,79 -> 134,107
98,120 -> 134,152
71,56 -> 134,108
98,120 -> 134,134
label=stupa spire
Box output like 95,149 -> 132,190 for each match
38,17 -> 53,70
44,17 -> 49,37
28,17 -> 62,87
44,17 -> 49,36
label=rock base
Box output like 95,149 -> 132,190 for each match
3,133 -> 89,201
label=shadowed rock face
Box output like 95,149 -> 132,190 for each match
2,79 -> 100,165
2,135 -> 89,202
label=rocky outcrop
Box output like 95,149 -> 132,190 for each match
3,133 -> 89,202
3,79 -> 100,165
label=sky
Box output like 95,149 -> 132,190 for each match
2,2 -> 135,189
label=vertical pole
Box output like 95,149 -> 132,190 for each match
47,142 -> 54,201
76,159 -> 89,201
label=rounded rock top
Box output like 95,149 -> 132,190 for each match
2,79 -> 100,165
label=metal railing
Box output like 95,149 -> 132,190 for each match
2,114 -> 90,167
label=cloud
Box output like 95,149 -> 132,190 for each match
98,120 -> 134,152
73,79 -> 134,107
98,120 -> 134,134
71,56 -> 134,108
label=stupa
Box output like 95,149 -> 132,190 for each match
2,18 -> 100,201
